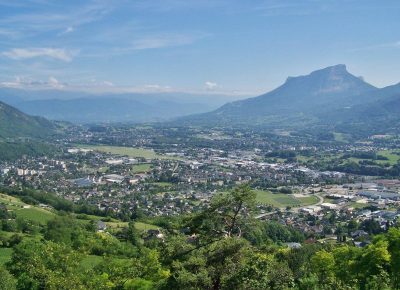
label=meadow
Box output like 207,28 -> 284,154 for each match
255,190 -> 319,208
0,193 -> 55,224
78,145 -> 180,160
131,163 -> 152,173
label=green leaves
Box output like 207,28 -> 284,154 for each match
187,184 -> 256,241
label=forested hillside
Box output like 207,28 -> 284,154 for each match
0,101 -> 58,161
0,101 -> 55,139
1,185 -> 399,289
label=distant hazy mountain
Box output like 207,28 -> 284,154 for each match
0,88 -> 242,123
324,83 -> 400,131
0,101 -> 55,138
181,65 -> 400,131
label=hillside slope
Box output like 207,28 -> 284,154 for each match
0,101 -> 55,139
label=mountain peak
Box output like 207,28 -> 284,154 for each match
310,64 -> 348,77
286,64 -> 348,82
283,64 -> 376,94
322,64 -> 347,72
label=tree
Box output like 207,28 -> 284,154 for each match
94,249 -> 169,289
225,250 -> 294,290
187,184 -> 256,241
6,239 -> 93,289
356,240 -> 391,287
44,216 -> 76,245
380,227 -> 400,288
331,245 -> 360,285
125,221 -> 141,246
0,266 -> 16,290
310,250 -> 336,286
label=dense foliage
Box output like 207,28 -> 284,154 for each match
0,140 -> 58,161
1,185 -> 400,289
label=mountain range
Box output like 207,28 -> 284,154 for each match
0,89 -> 241,124
1,64 -> 399,134
180,65 -> 400,133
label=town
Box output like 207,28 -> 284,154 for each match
1,124 -> 399,247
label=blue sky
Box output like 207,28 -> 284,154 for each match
0,0 -> 399,96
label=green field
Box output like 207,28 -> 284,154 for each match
0,248 -> 12,265
15,207 -> 55,224
255,191 -> 319,208
0,193 -> 55,225
105,221 -> 158,231
376,150 -> 400,165
0,193 -> 24,206
333,132 -> 350,143
78,145 -> 181,160
134,221 -> 159,231
340,150 -> 400,166
346,202 -> 371,209
81,145 -> 160,158
131,163 -> 152,173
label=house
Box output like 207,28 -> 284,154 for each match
351,230 -> 369,239
286,242 -> 302,249
321,203 -> 338,210
144,229 -> 165,242
97,221 -> 107,232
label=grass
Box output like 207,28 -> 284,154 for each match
150,182 -> 173,188
333,132 -> 350,143
0,193 -> 24,206
15,207 -> 55,224
0,192 -> 55,224
0,248 -> 12,265
134,222 -> 159,231
131,164 -> 152,173
347,202 -> 371,209
376,150 -> 400,165
338,150 -> 400,166
255,191 -> 319,208
297,196 -> 320,205
78,145 -> 178,160
105,221 -> 158,231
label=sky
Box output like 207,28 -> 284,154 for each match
0,0 -> 399,97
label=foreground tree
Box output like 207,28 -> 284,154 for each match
187,184 -> 256,241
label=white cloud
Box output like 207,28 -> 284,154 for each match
102,81 -> 114,87
59,26 -> 74,35
0,75 -> 255,97
0,76 -> 22,87
48,76 -> 64,88
0,75 -> 66,89
205,81 -> 218,90
143,84 -> 172,91
2,48 -> 75,62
